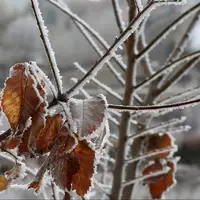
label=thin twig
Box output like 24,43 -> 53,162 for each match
73,23 -> 125,86
65,1 -> 171,98
155,57 -> 200,99
46,0 -> 127,71
158,10 -> 200,88
108,96 -> 200,112
74,62 -> 123,101
136,3 -> 200,61
134,51 -> 200,91
124,147 -> 177,164
111,0 -> 125,34
121,166 -> 170,187
31,0 -> 63,96
157,85 -> 200,105
128,116 -> 186,139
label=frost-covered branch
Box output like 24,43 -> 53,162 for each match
158,10 -> 200,89
167,125 -> 191,134
46,0 -> 127,71
71,16 -> 125,85
108,95 -> 200,112
134,51 -> 200,91
128,116 -> 187,139
111,0 -> 125,34
31,0 -> 63,96
125,147 -> 177,164
136,3 -> 200,61
74,62 -> 123,101
156,57 -> 200,98
157,85 -> 200,105
166,10 -> 200,64
65,1 -> 175,98
136,3 -> 154,76
93,179 -> 112,198
121,166 -> 170,187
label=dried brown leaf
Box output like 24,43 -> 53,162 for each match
143,161 -> 176,199
0,176 -> 9,191
1,63 -> 45,132
72,139 -> 95,196
35,114 -> 63,153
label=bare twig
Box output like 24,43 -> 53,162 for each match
158,10 -> 200,88
136,3 -> 200,61
108,96 -> 200,112
111,0 -> 125,34
65,1 -> 171,98
74,62 -> 123,101
128,116 -> 186,139
121,166 -> 170,187
124,147 -> 177,164
31,0 -> 63,96
46,0 -> 127,71
73,23 -> 125,86
155,57 -> 200,99
134,51 -> 200,91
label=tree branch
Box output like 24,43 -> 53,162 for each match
136,3 -> 200,61
134,51 -> 200,91
155,57 -> 200,99
121,166 -> 170,187
158,10 -> 200,88
124,147 -> 176,164
108,96 -> 200,112
74,62 -> 123,101
72,23 -> 125,86
65,1 -> 169,98
111,0 -> 125,34
46,0 -> 127,71
31,0 -> 63,96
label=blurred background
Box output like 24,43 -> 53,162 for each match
1,0 -> 200,199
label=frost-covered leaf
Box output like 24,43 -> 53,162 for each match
68,94 -> 108,140
50,152 -> 80,192
72,138 -> 95,196
29,126 -> 77,193
143,160 -> 177,199
27,103 -> 46,154
145,133 -> 176,159
35,114 -> 63,153
50,136 -> 95,196
0,176 -> 9,192
0,63 -> 47,133
31,124 -> 95,197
